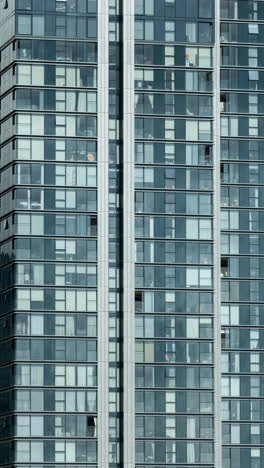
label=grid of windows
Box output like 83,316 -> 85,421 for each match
0,1 -> 99,466
2,0 -> 264,467
134,0 -> 215,465
220,3 -> 264,468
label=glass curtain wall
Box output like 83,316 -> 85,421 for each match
221,1 -> 264,467
0,0 -> 98,466
134,0 -> 215,466
109,0 -> 122,465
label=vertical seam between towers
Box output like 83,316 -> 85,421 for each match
213,1 -> 223,467
97,1 -> 109,467
122,0 -> 135,467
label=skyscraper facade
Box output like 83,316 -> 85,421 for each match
220,2 -> 264,467
0,0 -> 263,467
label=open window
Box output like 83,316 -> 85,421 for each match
220,93 -> 227,112
135,291 -> 143,312
87,416 -> 96,437
221,257 -> 228,277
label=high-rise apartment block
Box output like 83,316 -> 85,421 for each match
0,0 -> 263,467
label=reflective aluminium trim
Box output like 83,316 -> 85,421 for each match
123,0 -> 135,467
97,1 -> 109,467
213,1 -> 223,466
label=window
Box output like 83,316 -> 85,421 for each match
186,23 -> 197,42
32,15 -> 44,36
186,47 -> 212,67
165,46 -> 175,65
222,376 -> 240,396
166,391 -> 176,412
251,448 -> 260,464
17,65 -> 31,84
199,48 -> 212,67
165,70 -> 175,91
248,23 -> 259,35
186,48 -> 198,67
135,143 -> 154,163
135,20 -> 154,40
186,218 -> 212,240
16,441 -> 30,462
16,416 -> 30,436
249,95 -> 258,114
186,120 -> 211,141
249,70 -> 258,90
55,441 -> 66,462
250,330 -> 259,350
248,1 -> 258,20
249,118 -> 258,136
199,0 -> 212,18
31,365 -> 43,385
135,168 -> 154,188
165,22 -> 175,41
251,401 -> 260,421
55,366 -> 66,386
186,268 -> 212,287
17,15 -> 31,34
135,0 -> 154,15
166,441 -> 176,463
31,315 -> 43,334
249,48 -> 258,67
165,119 -> 175,139
109,22 -> 119,41
187,318 -> 199,338
17,0 -> 32,8
136,342 -> 154,363
251,376 -> 260,397
199,121 -> 211,140
17,114 -> 44,136
251,354 -> 260,372
135,69 -> 154,89
165,95 -> 174,114
31,415 -> 44,436
251,425 -> 260,444
221,117 -> 238,137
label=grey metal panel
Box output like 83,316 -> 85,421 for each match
122,0 -> 136,467
0,0 -> 15,48
97,1 -> 109,467
213,1 -> 223,467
